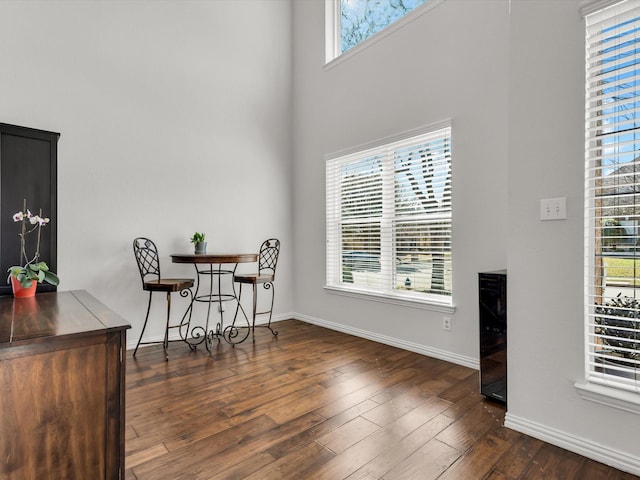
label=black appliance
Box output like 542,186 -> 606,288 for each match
479,270 -> 507,405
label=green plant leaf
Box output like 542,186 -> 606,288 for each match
35,261 -> 49,272
8,266 -> 23,276
43,270 -> 60,286
190,232 -> 206,243
7,261 -> 58,287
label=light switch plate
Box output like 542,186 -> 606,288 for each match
540,197 -> 567,221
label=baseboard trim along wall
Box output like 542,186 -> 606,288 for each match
293,312 -> 478,370
504,412 -> 640,477
128,312 -> 478,372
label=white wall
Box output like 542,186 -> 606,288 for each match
292,0 -> 509,366
506,0 -> 640,473
0,0 -> 293,347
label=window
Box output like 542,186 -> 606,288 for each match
585,0 -> 640,395
340,0 -> 427,54
326,123 -> 452,307
325,0 -> 442,63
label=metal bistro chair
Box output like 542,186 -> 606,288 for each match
133,237 -> 194,360
233,238 -> 281,337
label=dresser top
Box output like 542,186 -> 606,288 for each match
0,290 -> 130,348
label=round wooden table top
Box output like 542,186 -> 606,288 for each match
170,253 -> 258,264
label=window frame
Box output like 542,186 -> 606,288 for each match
325,121 -> 455,314
324,0 -> 447,67
580,0 -> 640,412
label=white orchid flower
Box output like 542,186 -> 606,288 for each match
29,215 -> 49,226
12,211 -> 24,222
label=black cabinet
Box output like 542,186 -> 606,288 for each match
0,123 -> 58,296
479,270 -> 507,405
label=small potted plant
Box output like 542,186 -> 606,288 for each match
7,200 -> 60,297
190,232 -> 207,254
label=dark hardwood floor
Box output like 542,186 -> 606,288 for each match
125,320 -> 637,479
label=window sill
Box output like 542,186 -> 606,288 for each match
324,285 -> 455,314
575,381 -> 640,415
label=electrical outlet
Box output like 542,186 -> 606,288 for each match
217,303 -> 225,313
442,316 -> 452,331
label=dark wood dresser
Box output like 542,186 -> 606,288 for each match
0,290 -> 130,479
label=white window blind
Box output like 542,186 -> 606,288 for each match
585,0 -> 640,393
326,125 -> 452,306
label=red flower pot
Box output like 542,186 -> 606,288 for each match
10,276 -> 37,298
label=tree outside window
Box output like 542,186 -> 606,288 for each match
340,0 -> 428,53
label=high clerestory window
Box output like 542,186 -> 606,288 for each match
584,0 -> 640,400
325,0 -> 442,64
325,123 -> 452,309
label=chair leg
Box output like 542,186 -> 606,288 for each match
265,282 -> 278,336
233,282 -> 245,323
229,282 -> 252,346
164,292 -> 171,361
177,288 -> 194,343
252,283 -> 258,335
250,282 -> 278,337
134,292 -> 153,357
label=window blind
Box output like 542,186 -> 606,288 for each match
326,125 -> 452,305
585,0 -> 640,393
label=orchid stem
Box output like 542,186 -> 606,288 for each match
19,199 -> 26,266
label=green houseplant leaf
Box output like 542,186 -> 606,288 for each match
190,232 -> 206,244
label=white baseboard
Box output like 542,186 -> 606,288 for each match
127,311 -> 477,370
504,412 -> 640,476
292,312 -> 478,370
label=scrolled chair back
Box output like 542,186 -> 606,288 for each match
258,238 -> 280,279
133,237 -> 161,285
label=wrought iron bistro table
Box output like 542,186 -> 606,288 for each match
171,252 -> 257,351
